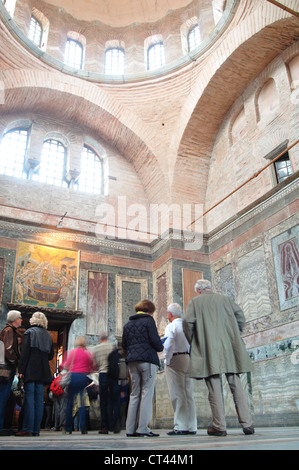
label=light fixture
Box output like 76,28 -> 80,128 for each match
56,212 -> 67,228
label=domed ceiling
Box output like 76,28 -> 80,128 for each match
45,0 -> 194,26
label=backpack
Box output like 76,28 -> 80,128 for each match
107,349 -> 128,380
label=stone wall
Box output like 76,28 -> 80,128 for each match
208,177 -> 299,427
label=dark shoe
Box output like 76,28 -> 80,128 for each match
98,428 -> 108,434
136,431 -> 159,437
81,430 -> 88,434
167,429 -> 189,435
16,430 -> 33,436
207,426 -> 227,437
188,431 -> 197,435
0,429 -> 15,436
126,433 -> 139,437
243,426 -> 255,435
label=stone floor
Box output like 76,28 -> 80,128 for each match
0,427 -> 299,452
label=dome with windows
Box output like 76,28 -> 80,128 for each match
1,0 -> 235,82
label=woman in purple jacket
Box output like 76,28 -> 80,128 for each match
122,299 -> 163,437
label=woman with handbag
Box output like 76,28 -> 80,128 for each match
62,336 -> 95,434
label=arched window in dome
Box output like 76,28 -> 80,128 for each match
0,128 -> 28,179
28,16 -> 42,47
105,48 -> 125,75
188,24 -> 200,52
77,145 -> 103,194
147,42 -> 165,71
64,38 -> 84,69
33,139 -> 67,187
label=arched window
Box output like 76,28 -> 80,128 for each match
28,16 -> 42,47
188,24 -> 200,52
64,38 -> 84,69
0,128 -> 28,179
33,139 -> 67,187
147,42 -> 165,70
105,48 -> 125,75
78,145 -> 103,194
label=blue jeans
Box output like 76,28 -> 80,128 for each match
65,373 -> 91,433
0,366 -> 15,431
23,381 -> 44,434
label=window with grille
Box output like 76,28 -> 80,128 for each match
188,25 -> 200,52
64,39 -> 84,69
0,128 -> 28,179
105,48 -> 125,75
33,139 -> 67,187
274,152 -> 293,184
28,16 -> 42,47
147,42 -> 165,70
77,145 -> 103,194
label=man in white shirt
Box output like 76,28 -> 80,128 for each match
164,303 -> 197,435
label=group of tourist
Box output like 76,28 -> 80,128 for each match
0,278 -> 254,438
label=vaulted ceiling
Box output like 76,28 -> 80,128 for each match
45,0 -> 194,26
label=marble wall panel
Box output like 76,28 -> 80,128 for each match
86,271 -> 108,336
115,275 -> 148,336
238,246 -> 272,322
153,260 -> 173,336
214,263 -> 234,299
271,225 -> 299,311
250,354 -> 299,423
122,280 -> 141,326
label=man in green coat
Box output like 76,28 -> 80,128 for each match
183,279 -> 254,436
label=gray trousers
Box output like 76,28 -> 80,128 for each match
165,354 -> 197,432
126,361 -> 157,434
205,373 -> 253,431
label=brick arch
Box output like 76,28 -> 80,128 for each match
0,70 -> 168,204
171,3 -> 299,207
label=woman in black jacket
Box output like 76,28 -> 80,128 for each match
122,299 -> 163,437
17,312 -> 54,436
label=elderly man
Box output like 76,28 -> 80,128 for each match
183,280 -> 254,436
164,303 -> 197,435
0,310 -> 23,435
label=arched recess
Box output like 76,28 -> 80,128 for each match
0,70 -> 169,205
170,5 -> 299,208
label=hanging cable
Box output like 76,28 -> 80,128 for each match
187,138 -> 299,229
265,0 -> 299,18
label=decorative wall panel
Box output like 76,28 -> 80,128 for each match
153,260 -> 172,336
86,271 -> 108,336
272,226 -> 299,311
214,264 -> 234,299
238,246 -> 272,322
115,275 -> 148,336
